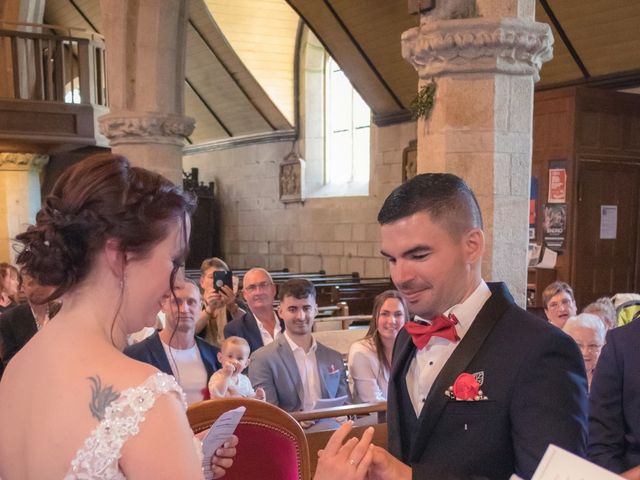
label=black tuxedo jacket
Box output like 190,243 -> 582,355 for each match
223,310 -> 285,354
0,304 -> 37,368
387,282 -> 588,480
588,319 -> 640,473
124,331 -> 221,379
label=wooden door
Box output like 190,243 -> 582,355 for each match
573,160 -> 640,307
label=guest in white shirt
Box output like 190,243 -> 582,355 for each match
125,279 -> 221,405
348,290 -> 408,403
249,279 -> 350,428
224,268 -> 284,353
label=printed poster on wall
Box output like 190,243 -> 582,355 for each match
543,203 -> 566,250
529,176 -> 538,240
600,205 -> 618,240
548,168 -> 567,203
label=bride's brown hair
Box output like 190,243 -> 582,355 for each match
16,153 -> 196,302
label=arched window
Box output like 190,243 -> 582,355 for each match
300,27 -> 370,197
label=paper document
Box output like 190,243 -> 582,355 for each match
531,444 -> 623,480
536,248 -> 557,269
201,406 -> 245,480
313,395 -> 349,410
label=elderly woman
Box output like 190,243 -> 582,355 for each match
543,281 -> 577,329
563,313 -> 606,389
348,290 -> 409,403
583,297 -> 617,330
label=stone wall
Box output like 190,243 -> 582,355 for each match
183,121 -> 416,276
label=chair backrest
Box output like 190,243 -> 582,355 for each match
187,398 -> 311,480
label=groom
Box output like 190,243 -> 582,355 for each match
368,174 -> 588,480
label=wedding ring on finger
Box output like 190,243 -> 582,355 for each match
348,458 -> 356,466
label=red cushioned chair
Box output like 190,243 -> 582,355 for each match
187,398 -> 311,480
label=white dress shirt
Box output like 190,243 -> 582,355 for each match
348,339 -> 389,403
284,332 -> 322,411
255,312 -> 282,347
160,342 -> 208,405
407,280 -> 492,416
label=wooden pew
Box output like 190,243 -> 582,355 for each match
291,403 -> 388,477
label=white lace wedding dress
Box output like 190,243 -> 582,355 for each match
64,372 -> 187,479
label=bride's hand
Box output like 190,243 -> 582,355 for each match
210,434 -> 238,479
314,422 -> 374,480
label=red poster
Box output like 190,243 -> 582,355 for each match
548,168 -> 566,203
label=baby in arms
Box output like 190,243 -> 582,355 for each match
209,336 -> 265,401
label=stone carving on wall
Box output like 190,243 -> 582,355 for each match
402,140 -> 418,182
0,153 -> 49,171
402,18 -> 554,81
280,151 -> 305,204
99,112 -> 195,146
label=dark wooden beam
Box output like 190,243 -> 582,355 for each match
538,0 -> 590,80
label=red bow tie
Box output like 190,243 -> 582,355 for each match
405,314 -> 460,349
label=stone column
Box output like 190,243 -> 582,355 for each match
401,0 -> 553,305
0,153 -> 48,263
98,0 -> 194,184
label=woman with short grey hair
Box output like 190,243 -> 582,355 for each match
563,313 -> 606,390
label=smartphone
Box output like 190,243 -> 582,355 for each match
213,270 -> 233,292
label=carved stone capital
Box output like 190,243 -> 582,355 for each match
402,17 -> 554,81
0,153 -> 49,172
98,112 -> 195,146
280,151 -> 305,204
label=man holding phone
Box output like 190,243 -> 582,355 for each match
197,258 -> 246,346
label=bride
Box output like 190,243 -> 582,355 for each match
0,154 -> 236,479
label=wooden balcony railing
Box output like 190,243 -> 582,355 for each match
0,21 -> 107,106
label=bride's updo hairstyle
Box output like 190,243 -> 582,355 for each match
16,153 -> 196,302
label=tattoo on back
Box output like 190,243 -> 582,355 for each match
87,376 -> 120,421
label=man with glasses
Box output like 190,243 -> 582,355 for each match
542,281 -> 577,328
224,268 -> 284,353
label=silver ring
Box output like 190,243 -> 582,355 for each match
348,459 -> 356,466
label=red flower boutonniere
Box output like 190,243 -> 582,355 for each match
327,364 -> 340,375
445,372 -> 488,401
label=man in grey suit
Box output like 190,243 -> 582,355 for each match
249,279 -> 349,423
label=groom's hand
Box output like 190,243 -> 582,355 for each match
366,446 -> 411,480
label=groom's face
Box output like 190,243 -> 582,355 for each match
381,211 -> 474,320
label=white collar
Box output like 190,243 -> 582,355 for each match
415,280 -> 491,338
283,331 -> 317,354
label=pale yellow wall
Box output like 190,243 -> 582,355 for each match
183,121 -> 416,275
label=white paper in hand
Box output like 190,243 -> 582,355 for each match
531,444 -> 623,480
201,406 -> 245,480
313,395 -> 349,410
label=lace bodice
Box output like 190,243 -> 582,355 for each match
65,372 -> 187,480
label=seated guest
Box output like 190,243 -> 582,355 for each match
348,290 -> 408,402
208,336 -> 265,400
583,297 -> 617,330
224,267 -> 284,353
196,257 -> 245,346
0,263 -> 20,314
249,279 -> 350,422
589,317 -> 640,475
543,280 -> 577,328
563,313 -> 606,389
0,270 -> 58,368
125,279 -> 221,405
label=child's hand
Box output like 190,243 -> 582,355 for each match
255,387 -> 266,401
222,360 -> 236,376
